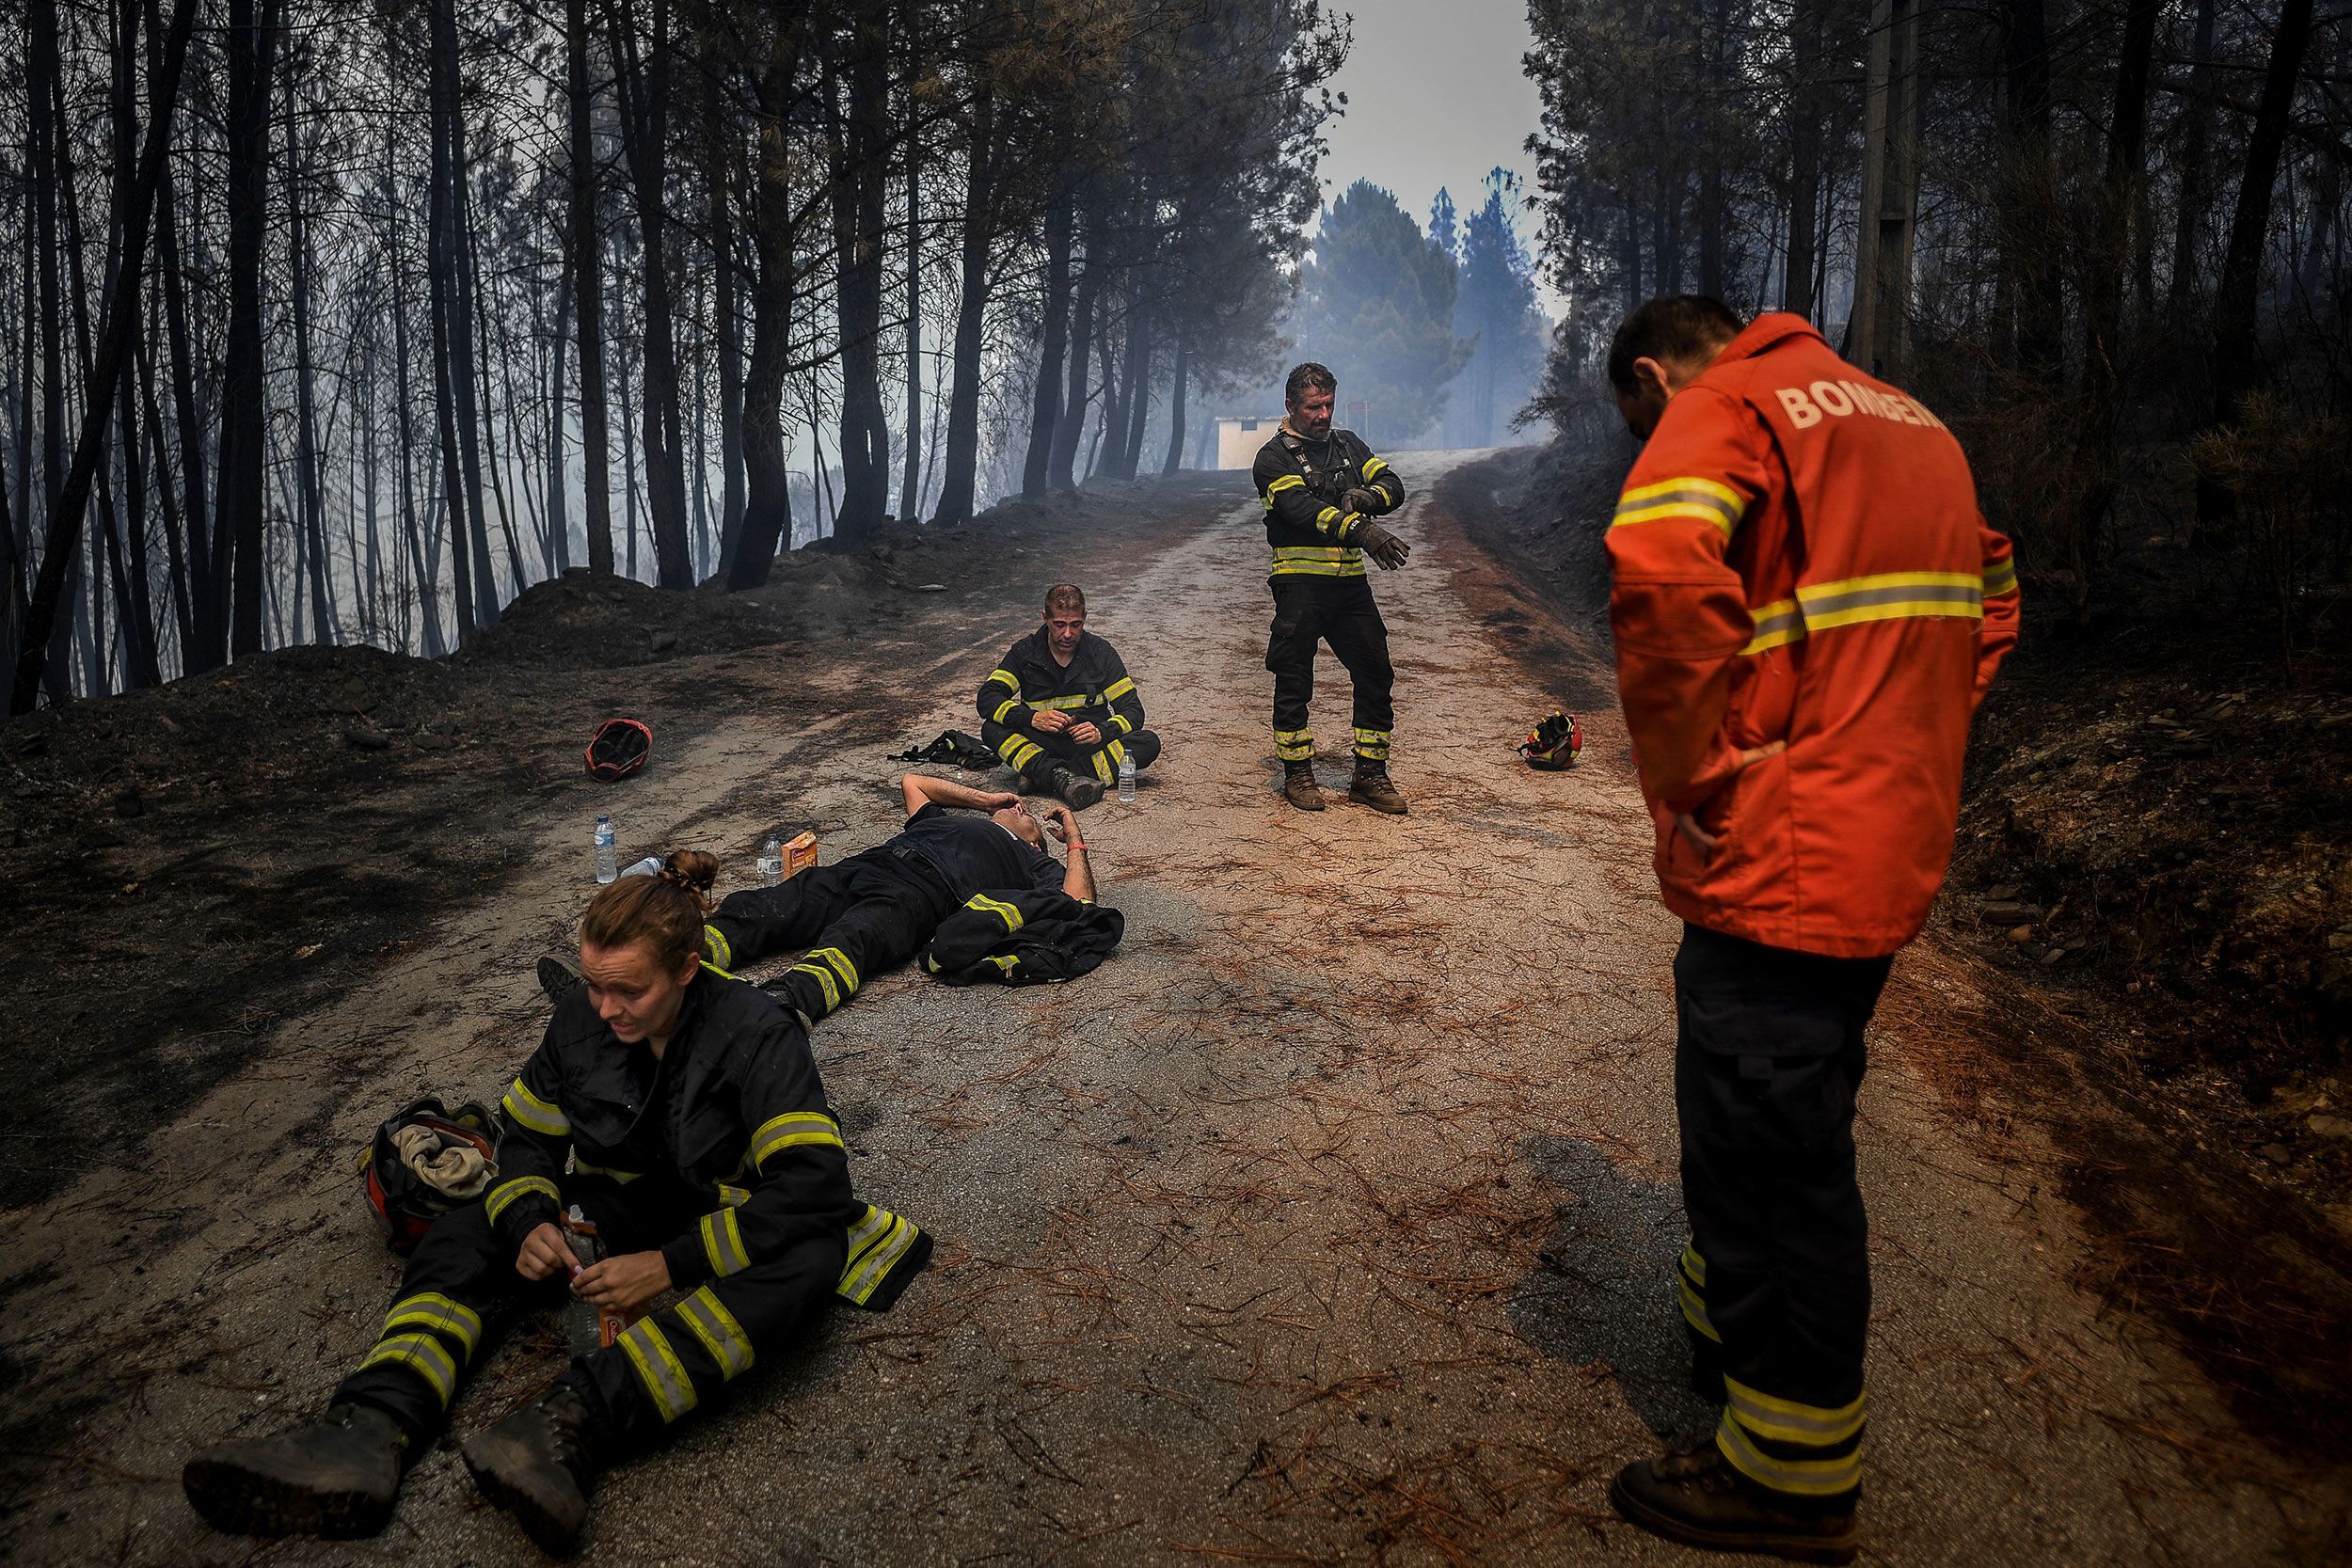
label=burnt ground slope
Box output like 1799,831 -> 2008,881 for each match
1457,438 -> 2352,1469
0,473 -> 1238,1215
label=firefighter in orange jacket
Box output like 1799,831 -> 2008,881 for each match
1597,297 -> 2018,1563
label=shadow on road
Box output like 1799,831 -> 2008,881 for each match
1507,1133 -> 1715,1443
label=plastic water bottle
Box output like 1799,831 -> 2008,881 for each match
756,832 -> 785,883
619,856 -> 661,879
1117,751 -> 1136,803
594,815 -> 617,883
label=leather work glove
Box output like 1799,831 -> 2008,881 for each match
1356,518 -> 1410,570
1343,485 -> 1387,516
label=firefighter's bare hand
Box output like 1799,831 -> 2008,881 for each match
1674,742 -> 1788,855
1357,519 -> 1410,570
978,789 -> 1022,811
1039,801 -> 1077,842
516,1223 -> 582,1282
573,1250 -> 672,1315
1065,721 -> 1103,747
1031,709 -> 1071,734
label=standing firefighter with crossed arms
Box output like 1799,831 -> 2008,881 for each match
1250,362 -> 1411,814
1597,295 -> 2018,1563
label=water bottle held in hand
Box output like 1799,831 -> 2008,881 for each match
563,1205 -> 615,1356
1118,751 -> 1136,803
594,815 -> 617,884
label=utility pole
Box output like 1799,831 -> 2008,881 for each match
1847,0 -> 1919,377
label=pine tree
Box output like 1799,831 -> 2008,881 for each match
1287,181 -> 1472,444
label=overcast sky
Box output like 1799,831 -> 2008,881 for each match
1311,0 -> 1558,309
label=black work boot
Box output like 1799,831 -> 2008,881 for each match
1281,761 -> 1324,812
182,1403 -> 411,1539
536,953 -> 582,1006
1045,764 -> 1103,810
1610,1439 -> 1858,1564
1348,759 -> 1407,816
461,1385 -> 600,1552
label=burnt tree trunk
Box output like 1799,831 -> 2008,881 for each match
569,0 -> 614,576
1022,184 -> 1074,499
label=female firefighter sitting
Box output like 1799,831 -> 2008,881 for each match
182,853 -> 930,1551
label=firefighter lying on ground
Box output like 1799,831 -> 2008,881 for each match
182,854 -> 932,1551
563,774 -> 1099,1033
977,582 -> 1160,809
1250,360 -> 1409,815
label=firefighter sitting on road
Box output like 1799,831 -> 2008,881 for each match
977,583 -> 1159,809
1597,294 -> 2019,1563
1250,361 -> 1410,815
182,854 -> 931,1551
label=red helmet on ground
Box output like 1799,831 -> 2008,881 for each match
585,718 -> 652,782
1519,710 -> 1583,770
361,1097 -> 500,1254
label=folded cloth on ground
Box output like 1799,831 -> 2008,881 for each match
392,1122 -> 496,1199
920,888 -> 1124,986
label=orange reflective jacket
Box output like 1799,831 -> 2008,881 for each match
1604,313 -> 2019,958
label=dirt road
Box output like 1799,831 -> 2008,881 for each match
5,451 -> 2343,1565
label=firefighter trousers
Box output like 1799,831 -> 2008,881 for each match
1672,922 -> 1891,1505
335,1174 -> 844,1451
704,846 -> 956,1023
979,718 -> 1161,790
1265,575 -> 1393,766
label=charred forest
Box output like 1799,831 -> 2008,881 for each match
0,0 -> 1343,712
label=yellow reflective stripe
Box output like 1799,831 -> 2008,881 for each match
1106,737 -> 1127,768
1269,553 -> 1366,578
810,947 -> 859,992
676,1288 -> 756,1381
1265,473 -> 1305,495
485,1175 -> 559,1226
1740,597 -> 1804,656
1723,1376 -> 1867,1446
618,1319 -> 698,1422
845,1203 -> 892,1255
383,1293 -> 483,1358
1089,749 -> 1114,784
716,1182 -> 751,1207
837,1208 -> 920,1306
501,1078 -> 568,1137
1678,1276 -> 1721,1341
1361,456 -> 1390,481
788,960 -> 843,1014
1679,1243 -> 1707,1288
1313,505 -> 1345,537
570,1156 -> 644,1184
751,1110 -> 845,1170
1799,569 -> 1983,630
1030,692 -> 1091,711
1113,712 -> 1135,735
965,893 -> 1024,933
986,953 -> 1019,976
1273,727 -> 1314,760
703,925 -> 732,969
1102,676 -> 1136,702
1717,1414 -> 1864,1497
999,736 -> 1042,768
984,667 -> 1020,690
1983,557 -> 2018,596
699,1208 -> 751,1277
990,696 -> 1022,724
359,1332 -> 458,1408
1613,476 -> 1746,536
